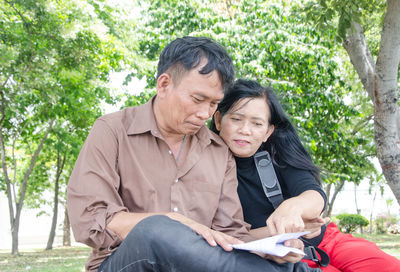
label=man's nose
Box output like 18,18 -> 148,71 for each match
196,104 -> 213,120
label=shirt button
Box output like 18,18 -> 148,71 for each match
175,179 -> 179,183
168,150 -> 173,155
173,207 -> 179,212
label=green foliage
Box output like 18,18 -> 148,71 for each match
0,0 -> 127,251
0,0 -> 384,251
131,0 -> 374,186
123,90 -> 156,108
302,0 -> 386,43
336,213 -> 369,233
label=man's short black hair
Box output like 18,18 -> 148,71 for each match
157,36 -> 234,90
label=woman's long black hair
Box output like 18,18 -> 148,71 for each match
210,79 -> 321,182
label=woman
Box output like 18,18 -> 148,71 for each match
210,79 -> 400,272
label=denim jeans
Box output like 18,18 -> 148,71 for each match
98,215 -> 321,272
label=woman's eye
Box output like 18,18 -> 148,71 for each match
231,117 -> 240,121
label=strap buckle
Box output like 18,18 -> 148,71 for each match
304,246 -> 319,262
303,246 -> 330,267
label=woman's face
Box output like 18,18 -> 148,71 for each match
215,97 -> 274,158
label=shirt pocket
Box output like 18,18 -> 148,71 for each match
185,181 -> 221,227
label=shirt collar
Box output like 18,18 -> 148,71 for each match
127,95 -> 224,146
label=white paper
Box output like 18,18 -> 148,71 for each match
231,231 -> 310,257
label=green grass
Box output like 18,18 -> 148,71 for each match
0,247 -> 91,272
353,233 -> 400,259
0,234 -> 398,271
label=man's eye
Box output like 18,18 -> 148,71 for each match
193,97 -> 202,103
231,117 -> 241,121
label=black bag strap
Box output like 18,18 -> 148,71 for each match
253,150 -> 330,267
302,245 -> 330,267
253,151 -> 284,209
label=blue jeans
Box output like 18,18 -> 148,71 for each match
98,215 -> 321,272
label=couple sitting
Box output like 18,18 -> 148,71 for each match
67,36 -> 399,272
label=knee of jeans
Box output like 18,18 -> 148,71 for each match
129,215 -> 179,245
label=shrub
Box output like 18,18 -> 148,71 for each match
336,213 -> 369,233
388,224 -> 400,234
375,214 -> 399,234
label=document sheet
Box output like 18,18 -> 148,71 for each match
231,231 -> 309,257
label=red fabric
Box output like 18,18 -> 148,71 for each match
302,222 -> 400,272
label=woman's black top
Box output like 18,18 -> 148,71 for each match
235,155 -> 327,246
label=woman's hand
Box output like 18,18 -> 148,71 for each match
303,217 -> 330,239
167,212 -> 243,251
256,238 -> 305,264
266,190 -> 326,236
266,199 -> 304,236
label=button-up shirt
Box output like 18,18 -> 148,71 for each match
67,97 -> 251,271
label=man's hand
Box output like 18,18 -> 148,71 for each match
167,212 -> 243,251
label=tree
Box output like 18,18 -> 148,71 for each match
304,0 -> 400,204
0,0 -> 123,254
131,0 -> 374,210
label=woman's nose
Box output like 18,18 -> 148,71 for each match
238,122 -> 251,135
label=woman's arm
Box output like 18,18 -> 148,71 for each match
266,190 -> 324,235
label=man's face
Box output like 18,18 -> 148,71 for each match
158,68 -> 224,136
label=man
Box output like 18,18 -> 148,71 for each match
67,36 -> 320,272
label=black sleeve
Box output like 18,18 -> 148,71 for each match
274,164 -> 327,211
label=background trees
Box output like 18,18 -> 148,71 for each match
0,0 -> 124,253
304,0 -> 400,205
128,0 -> 375,215
0,0 -> 398,253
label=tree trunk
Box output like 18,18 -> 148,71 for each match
343,0 -> 400,205
11,216 -> 19,255
8,120 -> 54,254
374,0 -> 400,205
324,180 -> 345,217
46,179 -> 59,250
63,203 -> 71,247
322,183 -> 331,217
46,150 -> 66,250
369,188 -> 377,234
354,183 -> 360,214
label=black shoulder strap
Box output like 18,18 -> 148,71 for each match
253,151 -> 284,209
254,151 -> 330,267
302,245 -> 330,267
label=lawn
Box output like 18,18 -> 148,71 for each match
0,247 -> 91,272
0,234 -> 399,271
353,233 -> 400,259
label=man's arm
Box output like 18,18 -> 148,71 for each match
210,152 -> 253,242
67,119 -> 128,249
107,210 -> 244,251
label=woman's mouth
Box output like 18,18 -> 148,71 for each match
234,140 -> 249,146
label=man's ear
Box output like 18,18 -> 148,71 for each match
214,111 -> 222,131
263,124 -> 275,142
156,73 -> 172,98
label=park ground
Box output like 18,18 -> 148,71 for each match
0,233 -> 399,272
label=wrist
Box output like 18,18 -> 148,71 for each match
280,198 -> 303,216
